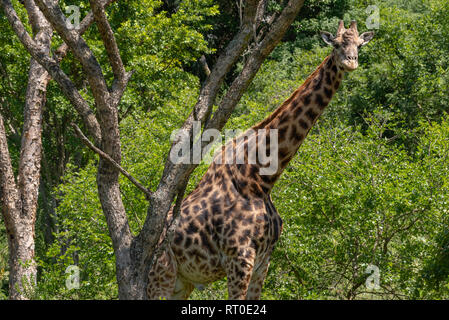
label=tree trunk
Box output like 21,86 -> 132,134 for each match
0,111 -> 39,300
6,213 -> 37,299
0,0 -> 52,299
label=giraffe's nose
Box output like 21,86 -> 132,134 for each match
347,55 -> 358,61
342,58 -> 358,71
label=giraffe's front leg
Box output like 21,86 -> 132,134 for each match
246,257 -> 270,300
225,249 -> 256,300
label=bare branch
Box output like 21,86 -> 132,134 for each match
253,0 -> 267,43
88,0 -> 132,108
29,2 -> 133,294
71,123 -> 152,200
154,0 -> 260,191
89,0 -> 125,83
255,0 -> 267,25
199,55 -> 211,77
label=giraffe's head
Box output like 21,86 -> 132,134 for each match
320,20 -> 374,72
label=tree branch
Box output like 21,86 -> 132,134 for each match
199,55 -> 211,77
71,123 -> 152,200
89,0 -> 125,83
0,0 -> 102,144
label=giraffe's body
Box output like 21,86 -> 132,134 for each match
147,21 -> 374,300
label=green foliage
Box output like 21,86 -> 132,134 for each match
113,0 -> 218,112
342,0 -> 449,144
35,163 -> 117,299
265,117 -> 448,299
414,118 -> 449,298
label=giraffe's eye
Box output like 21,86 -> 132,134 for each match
334,43 -> 340,49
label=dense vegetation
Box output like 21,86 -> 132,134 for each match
1,0 -> 449,299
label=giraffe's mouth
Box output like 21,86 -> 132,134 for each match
341,59 -> 358,71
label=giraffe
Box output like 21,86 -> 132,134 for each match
147,20 -> 374,300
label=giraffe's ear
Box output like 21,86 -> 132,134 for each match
360,31 -> 374,46
320,31 -> 335,46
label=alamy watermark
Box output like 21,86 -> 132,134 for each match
65,5 -> 80,30
365,264 -> 380,290
365,5 -> 380,29
65,265 -> 80,290
170,121 -> 279,175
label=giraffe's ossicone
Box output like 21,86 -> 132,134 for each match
147,20 -> 374,300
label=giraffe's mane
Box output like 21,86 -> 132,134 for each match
252,54 -> 332,130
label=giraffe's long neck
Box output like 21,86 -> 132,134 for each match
245,52 -> 345,193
